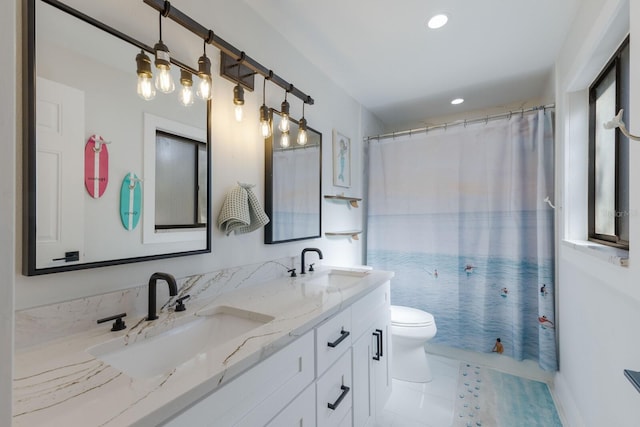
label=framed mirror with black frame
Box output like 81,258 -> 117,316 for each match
23,0 -> 211,275
264,110 -> 322,244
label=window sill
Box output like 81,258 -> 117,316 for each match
561,239 -> 628,267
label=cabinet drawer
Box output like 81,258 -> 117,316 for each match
351,282 -> 389,339
316,308 -> 352,375
316,349 -> 353,427
266,383 -> 316,427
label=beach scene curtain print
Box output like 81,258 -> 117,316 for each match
366,110 -> 557,370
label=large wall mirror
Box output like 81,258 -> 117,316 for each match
264,110 -> 321,243
23,0 -> 211,275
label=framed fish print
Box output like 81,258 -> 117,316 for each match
332,130 -> 351,188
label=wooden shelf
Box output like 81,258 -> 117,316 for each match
324,195 -> 362,208
325,230 -> 362,240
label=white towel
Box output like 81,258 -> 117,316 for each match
217,183 -> 270,236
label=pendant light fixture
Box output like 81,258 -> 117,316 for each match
259,76 -> 272,138
297,101 -> 308,145
196,38 -> 212,100
135,50 -> 155,100
153,11 -> 175,93
140,0 -> 315,120
233,58 -> 245,122
178,69 -> 195,106
279,89 -> 290,133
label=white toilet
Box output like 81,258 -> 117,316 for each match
390,305 -> 437,382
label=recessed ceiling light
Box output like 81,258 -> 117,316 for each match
451,98 -> 464,105
427,14 -> 448,30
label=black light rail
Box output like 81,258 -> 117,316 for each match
143,0 -> 314,105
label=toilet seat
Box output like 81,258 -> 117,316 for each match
390,305 -> 434,327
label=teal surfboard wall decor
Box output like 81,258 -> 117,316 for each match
120,172 -> 142,231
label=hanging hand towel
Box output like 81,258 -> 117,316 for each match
217,182 -> 270,236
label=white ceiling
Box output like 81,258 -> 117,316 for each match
242,0 -> 580,130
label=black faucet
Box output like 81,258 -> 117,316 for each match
301,248 -> 323,275
147,272 -> 178,321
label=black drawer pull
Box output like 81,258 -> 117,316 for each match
372,329 -> 383,361
327,328 -> 350,348
327,385 -> 350,410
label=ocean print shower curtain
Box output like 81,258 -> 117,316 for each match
366,109 -> 557,370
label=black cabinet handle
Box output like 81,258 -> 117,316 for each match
373,329 -> 383,361
327,328 -> 350,348
327,385 -> 350,410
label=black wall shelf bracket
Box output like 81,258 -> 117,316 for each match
220,52 -> 255,91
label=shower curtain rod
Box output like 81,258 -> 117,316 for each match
365,103 -> 555,142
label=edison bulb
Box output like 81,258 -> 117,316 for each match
155,67 -> 175,93
280,132 -> 290,148
279,114 -> 290,132
137,75 -> 155,100
297,128 -> 308,145
260,120 -> 272,138
197,76 -> 212,100
179,85 -> 194,106
235,105 -> 244,122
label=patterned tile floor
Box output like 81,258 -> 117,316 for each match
375,345 -> 563,427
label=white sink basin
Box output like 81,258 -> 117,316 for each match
88,305 -> 274,379
306,269 -> 369,290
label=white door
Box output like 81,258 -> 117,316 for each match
35,77 -> 85,268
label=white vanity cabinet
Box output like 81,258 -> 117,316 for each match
163,280 -> 391,427
351,282 -> 392,427
315,280 -> 391,427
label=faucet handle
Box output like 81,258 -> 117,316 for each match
288,268 -> 297,277
308,263 -> 315,272
175,295 -> 191,312
97,313 -> 127,331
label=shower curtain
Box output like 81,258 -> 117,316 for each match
366,109 -> 557,370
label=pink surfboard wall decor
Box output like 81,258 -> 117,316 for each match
84,134 -> 109,198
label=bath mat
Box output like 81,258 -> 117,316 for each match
453,363 -> 562,427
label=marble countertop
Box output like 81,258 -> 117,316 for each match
13,267 -> 393,427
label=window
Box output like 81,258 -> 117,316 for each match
142,113 -> 207,246
588,36 -> 629,249
155,130 -> 207,229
